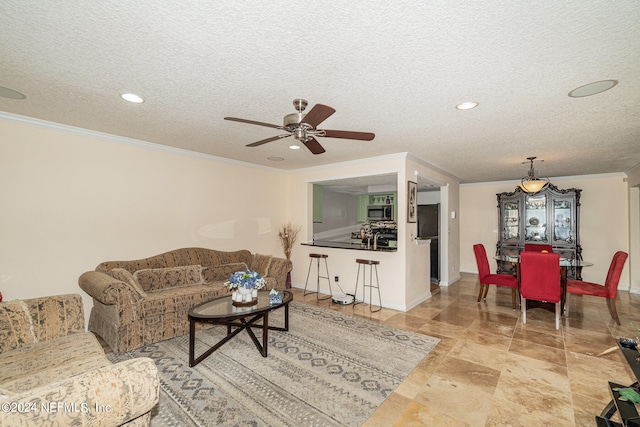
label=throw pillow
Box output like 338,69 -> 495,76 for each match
250,253 -> 272,277
134,265 -> 203,292
0,300 -> 36,352
202,262 -> 248,283
110,268 -> 147,298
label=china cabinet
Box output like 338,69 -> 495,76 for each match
496,184 -> 582,279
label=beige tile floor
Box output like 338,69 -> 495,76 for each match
292,273 -> 640,427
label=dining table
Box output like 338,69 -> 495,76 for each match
494,254 -> 594,315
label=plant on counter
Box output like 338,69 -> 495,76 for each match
278,221 -> 301,260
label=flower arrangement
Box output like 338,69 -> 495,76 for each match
225,270 -> 266,291
278,221 -> 301,260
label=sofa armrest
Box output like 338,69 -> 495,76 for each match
265,257 -> 293,290
78,271 -> 141,305
0,357 -> 159,427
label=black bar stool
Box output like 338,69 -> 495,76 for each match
304,253 -> 333,300
354,258 -> 382,312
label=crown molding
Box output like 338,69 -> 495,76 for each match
0,111 -> 285,173
460,172 -> 628,188
406,152 -> 462,182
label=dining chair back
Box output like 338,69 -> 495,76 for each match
566,251 -> 628,325
524,243 -> 553,252
520,251 -> 562,329
473,244 -> 518,309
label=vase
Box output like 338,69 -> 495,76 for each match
233,287 -> 258,306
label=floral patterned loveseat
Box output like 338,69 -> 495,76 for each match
0,293 -> 159,427
79,247 -> 292,353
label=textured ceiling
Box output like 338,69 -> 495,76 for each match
1,1 -> 639,183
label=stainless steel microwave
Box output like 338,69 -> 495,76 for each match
367,205 -> 393,221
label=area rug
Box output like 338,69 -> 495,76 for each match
108,301 -> 440,427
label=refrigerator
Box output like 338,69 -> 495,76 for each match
417,204 -> 440,283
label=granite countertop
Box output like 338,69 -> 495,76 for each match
301,240 -> 397,252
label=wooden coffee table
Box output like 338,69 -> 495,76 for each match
188,290 -> 293,367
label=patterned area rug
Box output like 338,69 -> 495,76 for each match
108,301 -> 439,427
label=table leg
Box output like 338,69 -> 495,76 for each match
262,312 -> 269,357
189,316 -> 196,367
284,302 -> 289,331
561,266 -> 567,316
244,313 -> 269,357
192,314 -> 264,367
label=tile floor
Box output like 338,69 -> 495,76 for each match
292,273 -> 640,427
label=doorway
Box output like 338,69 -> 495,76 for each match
417,204 -> 440,284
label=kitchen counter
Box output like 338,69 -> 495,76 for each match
301,240 -> 397,252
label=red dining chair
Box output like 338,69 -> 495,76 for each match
520,251 -> 562,329
524,243 -> 553,252
473,244 -> 518,309
566,251 -> 628,326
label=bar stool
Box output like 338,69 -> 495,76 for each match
354,258 -> 382,312
304,253 -> 333,300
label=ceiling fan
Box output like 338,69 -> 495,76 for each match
224,99 -> 375,154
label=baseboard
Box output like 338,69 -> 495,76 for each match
291,282 -> 416,312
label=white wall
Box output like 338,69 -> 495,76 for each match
312,189 -> 359,235
287,156 -> 409,309
629,186 -> 639,293
0,117 -> 290,319
625,162 -> 640,293
418,190 -> 441,205
460,174 -> 631,289
286,154 -> 460,310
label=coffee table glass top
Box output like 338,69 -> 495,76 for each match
190,290 -> 293,319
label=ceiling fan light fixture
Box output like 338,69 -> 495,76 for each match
293,128 -> 306,141
289,144 -> 301,150
518,157 -> 550,194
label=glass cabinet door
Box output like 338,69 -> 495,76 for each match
553,199 -> 574,244
524,194 -> 548,243
502,201 -> 520,242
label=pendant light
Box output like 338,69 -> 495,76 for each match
518,157 -> 549,194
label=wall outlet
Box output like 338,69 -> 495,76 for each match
334,276 -> 339,282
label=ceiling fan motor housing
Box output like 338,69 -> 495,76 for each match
283,112 -> 305,129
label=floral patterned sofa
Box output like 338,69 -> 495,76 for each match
0,293 -> 159,427
78,247 -> 292,353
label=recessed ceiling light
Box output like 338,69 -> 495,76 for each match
0,86 -> 26,100
568,80 -> 618,98
267,157 -> 285,161
121,93 -> 144,103
456,101 -> 478,110
289,144 -> 301,150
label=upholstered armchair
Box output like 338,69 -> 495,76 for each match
0,293 -> 159,426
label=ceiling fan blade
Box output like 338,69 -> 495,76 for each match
322,129 -> 375,141
303,137 -> 326,154
300,104 -> 336,128
246,134 -> 291,147
224,117 -> 282,129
